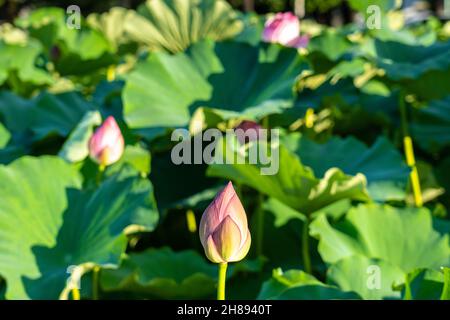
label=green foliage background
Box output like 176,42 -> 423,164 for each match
0,0 -> 449,300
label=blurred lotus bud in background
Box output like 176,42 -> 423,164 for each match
262,12 -> 309,48
234,120 -> 263,145
89,116 -> 124,167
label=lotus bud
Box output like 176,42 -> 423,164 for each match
262,12 -> 309,49
234,120 -> 263,145
89,116 -> 124,167
199,182 -> 251,263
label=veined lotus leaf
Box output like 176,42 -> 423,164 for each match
411,96 -> 450,153
0,156 -> 158,299
258,269 -> 360,300
327,255 -> 405,300
401,268 -> 447,300
100,247 -> 216,299
374,39 -> 450,80
310,203 -> 450,272
15,7 -> 117,76
31,92 -> 96,141
123,40 -> 306,131
0,40 -> 53,90
281,133 -> 410,201
125,0 -> 243,53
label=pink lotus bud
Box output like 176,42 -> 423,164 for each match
199,182 -> 251,263
262,12 -> 309,49
234,120 -> 263,145
88,116 -> 124,167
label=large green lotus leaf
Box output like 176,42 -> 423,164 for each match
258,269 -> 359,300
87,7 -> 133,51
123,40 -> 305,130
0,156 -> 159,299
374,40 -> 450,80
0,90 -> 34,132
310,203 -> 450,272
14,7 -> 64,46
32,92 -> 96,140
327,255 -> 405,300
0,40 -> 53,89
54,32 -> 117,77
401,68 -> 450,101
308,30 -> 353,62
16,7 -> 116,76
125,0 -> 243,53
207,136 -> 369,214
410,96 -> 450,153
100,247 -> 216,299
282,133 -> 410,201
401,268 -> 446,300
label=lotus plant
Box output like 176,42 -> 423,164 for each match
89,116 -> 124,171
199,181 -> 251,300
262,12 -> 309,49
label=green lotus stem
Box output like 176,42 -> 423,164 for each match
305,108 -> 315,128
256,193 -> 265,257
96,164 -> 105,185
217,262 -> 228,300
92,266 -> 100,300
71,288 -> 80,300
302,218 -> 312,274
399,91 -> 423,207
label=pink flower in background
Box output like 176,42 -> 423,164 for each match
89,116 -> 124,167
262,12 -> 309,48
199,182 -> 251,263
234,120 -> 263,145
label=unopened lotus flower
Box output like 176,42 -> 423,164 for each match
262,12 -> 309,48
199,181 -> 251,264
234,120 -> 263,145
89,116 -> 124,167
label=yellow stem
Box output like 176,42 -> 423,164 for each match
403,136 -> 423,207
71,288 -> 80,300
186,210 -> 197,233
217,262 -> 228,300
